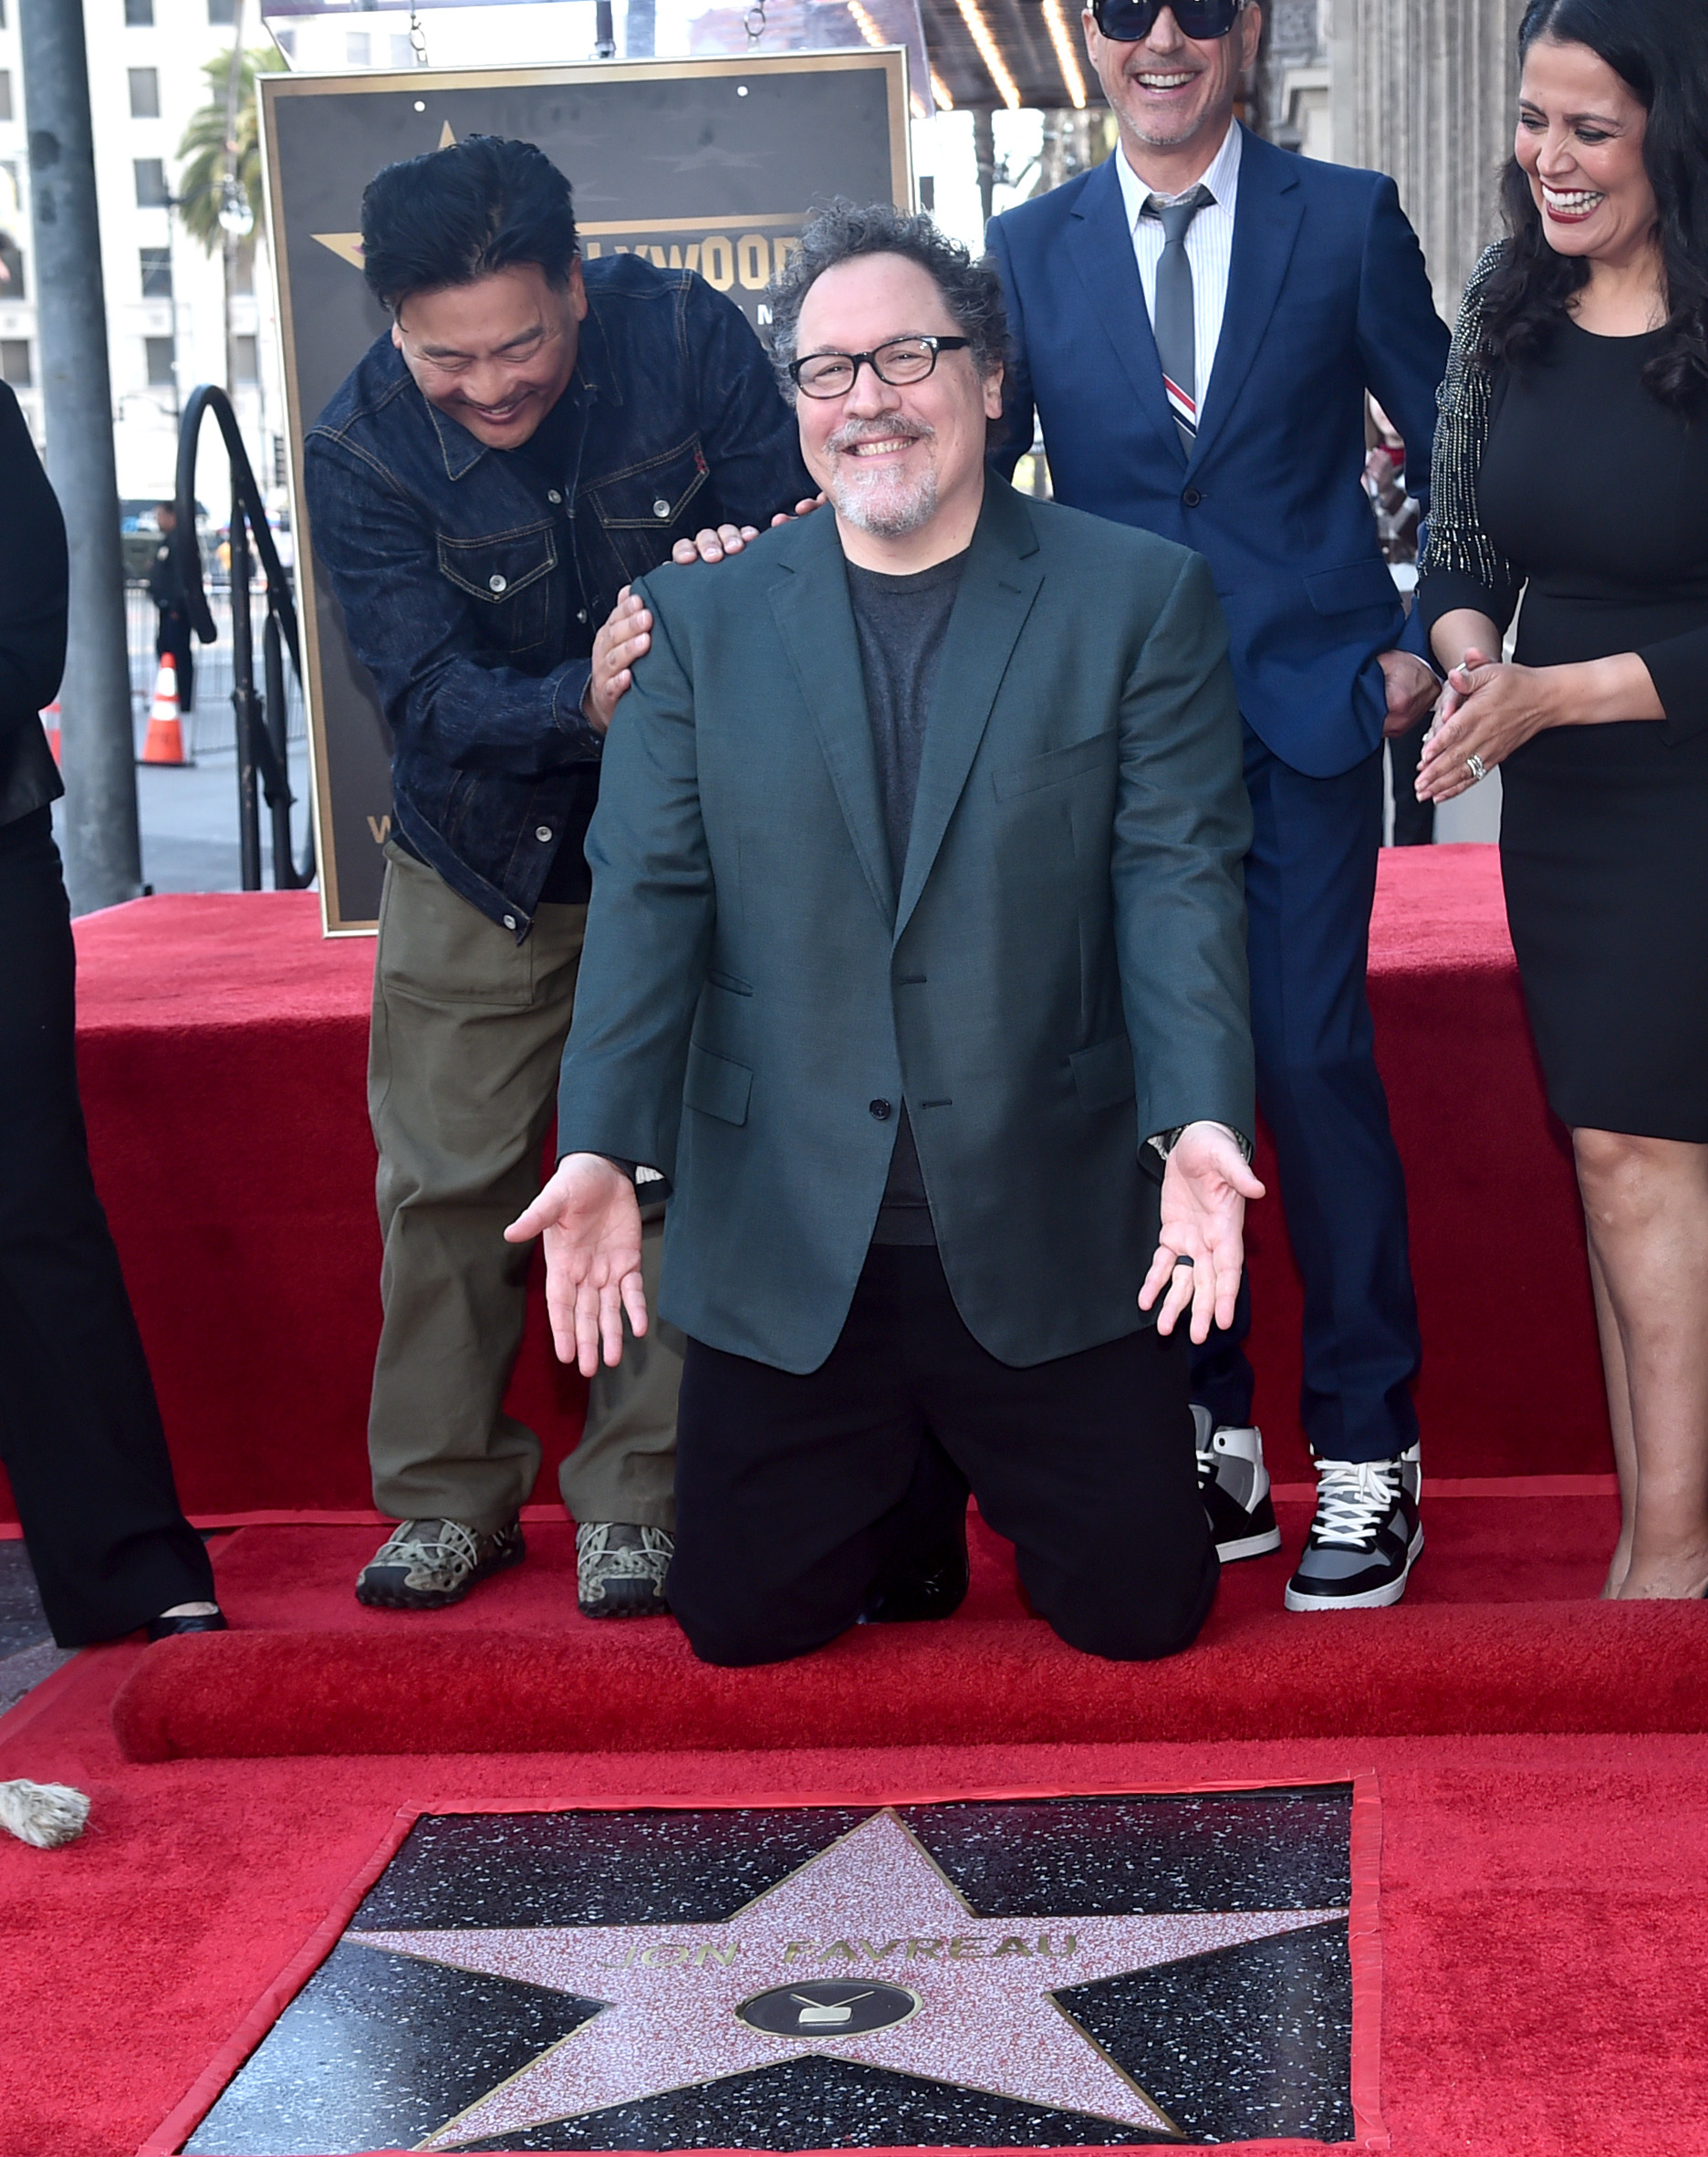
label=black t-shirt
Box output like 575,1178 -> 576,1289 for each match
510,384 -> 584,495
844,547 -> 969,1246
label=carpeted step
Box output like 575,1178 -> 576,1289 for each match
110,1599 -> 1708,1761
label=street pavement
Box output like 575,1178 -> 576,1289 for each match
130,715 -> 315,897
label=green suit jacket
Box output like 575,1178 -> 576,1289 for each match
557,476 -> 1255,1372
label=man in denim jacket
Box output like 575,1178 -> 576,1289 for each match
305,135 -> 811,1618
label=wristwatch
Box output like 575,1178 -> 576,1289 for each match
1148,1121 -> 1254,1165
600,1156 -> 667,1190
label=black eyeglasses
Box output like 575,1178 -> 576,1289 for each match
1091,0 -> 1245,42
789,336 -> 971,400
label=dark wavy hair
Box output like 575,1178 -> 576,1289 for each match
762,200 -> 1008,400
1477,0 -> 1708,412
360,136 -> 578,313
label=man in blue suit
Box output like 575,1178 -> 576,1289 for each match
988,0 -> 1451,1611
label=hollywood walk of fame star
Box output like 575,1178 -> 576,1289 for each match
347,1808 -> 1346,2148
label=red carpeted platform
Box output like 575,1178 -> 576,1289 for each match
7,848 -> 1704,2157
0,840 -> 1610,1527
8,1632 -> 1708,2157
105,1491 -> 1708,1761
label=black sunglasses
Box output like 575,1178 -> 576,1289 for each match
1091,0 -> 1245,41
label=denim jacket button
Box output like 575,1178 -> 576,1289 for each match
547,490 -> 563,505
536,825 -> 553,842
488,574 -> 508,593
502,914 -> 516,930
651,498 -> 671,517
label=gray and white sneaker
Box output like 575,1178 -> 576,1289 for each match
355,1516 -> 526,1610
1284,1445 -> 1422,1611
1193,1406 -> 1282,1562
577,1522 -> 673,1619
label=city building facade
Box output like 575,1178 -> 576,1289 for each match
0,0 -> 284,518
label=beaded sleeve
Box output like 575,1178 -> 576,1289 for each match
1416,244 -> 1524,640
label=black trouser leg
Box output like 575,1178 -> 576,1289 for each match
903,1254 -> 1217,1661
670,1256 -> 928,1665
157,611 -> 194,713
0,810 -> 214,1645
669,1245 -> 1216,1667
1385,729 -> 1434,846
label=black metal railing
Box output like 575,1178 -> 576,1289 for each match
173,385 -> 315,891
125,582 -> 309,757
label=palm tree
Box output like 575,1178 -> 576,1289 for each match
176,35 -> 286,420
176,44 -> 286,256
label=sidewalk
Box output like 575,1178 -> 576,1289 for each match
129,709 -> 315,896
123,581 -> 316,895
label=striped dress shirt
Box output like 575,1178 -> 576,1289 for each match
1115,120 -> 1245,435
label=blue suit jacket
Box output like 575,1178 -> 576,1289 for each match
988,129 -> 1450,778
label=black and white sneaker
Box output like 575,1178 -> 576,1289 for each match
1284,1446 -> 1422,1611
1194,1406 -> 1282,1561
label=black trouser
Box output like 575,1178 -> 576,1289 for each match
1386,728 -> 1434,846
156,608 -> 194,713
669,1244 -> 1218,1667
0,809 -> 214,1644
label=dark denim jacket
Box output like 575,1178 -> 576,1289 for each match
304,255 -> 810,935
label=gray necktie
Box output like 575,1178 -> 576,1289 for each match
1146,185 -> 1213,454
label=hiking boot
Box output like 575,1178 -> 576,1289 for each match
1284,1446 -> 1422,1611
355,1516 -> 525,1610
1193,1405 -> 1282,1562
577,1523 -> 673,1618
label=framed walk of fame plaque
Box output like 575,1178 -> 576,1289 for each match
258,51 -> 911,934
166,1784 -> 1380,2153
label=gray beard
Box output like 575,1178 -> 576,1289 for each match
827,460 -> 940,539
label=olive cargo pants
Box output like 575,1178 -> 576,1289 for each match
366,842 -> 680,1534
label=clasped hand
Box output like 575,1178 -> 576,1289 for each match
1414,644 -> 1547,803
505,1154 -> 647,1377
1137,1123 -> 1265,1345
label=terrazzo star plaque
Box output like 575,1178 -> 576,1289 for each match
183,1788 -> 1363,2154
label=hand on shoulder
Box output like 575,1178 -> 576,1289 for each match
670,496 -> 824,568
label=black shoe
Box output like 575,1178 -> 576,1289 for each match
576,1523 -> 673,1618
1193,1406 -> 1282,1561
356,1516 -> 526,1610
146,1607 -> 229,1641
859,1529 -> 971,1624
1284,1447 -> 1423,1611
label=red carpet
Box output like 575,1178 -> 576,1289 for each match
5,850 -> 1701,2155
0,841 -> 1611,1527
7,1628 -> 1708,2157
105,1499 -> 1708,1762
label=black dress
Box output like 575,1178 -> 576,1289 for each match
1420,251 -> 1708,1141
0,383 -> 216,1644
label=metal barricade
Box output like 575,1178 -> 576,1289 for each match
170,385 -> 315,891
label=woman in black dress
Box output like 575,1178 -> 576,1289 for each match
1417,0 -> 1708,1600
0,384 -> 226,1646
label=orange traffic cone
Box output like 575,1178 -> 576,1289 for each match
140,657 -> 189,766
40,700 -> 60,765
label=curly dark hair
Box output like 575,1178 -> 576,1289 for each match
1477,0 -> 1708,412
762,200 -> 1008,400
